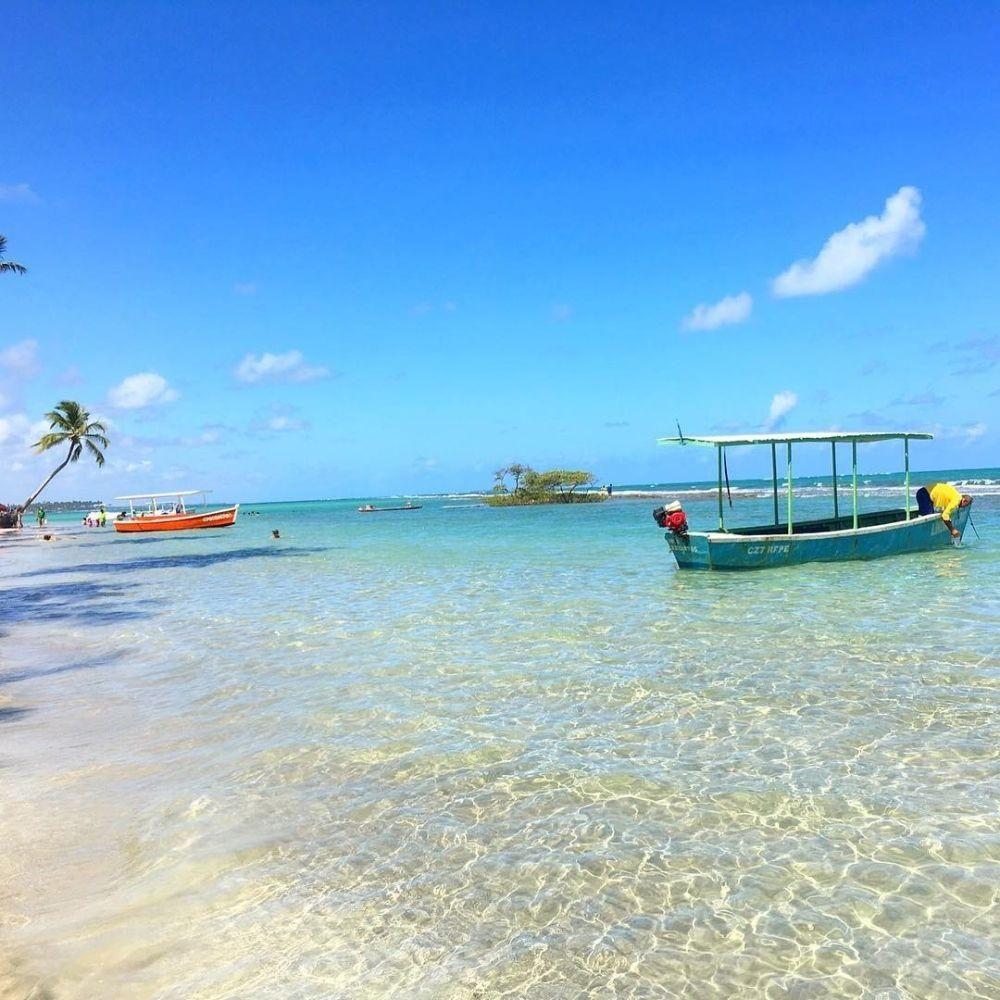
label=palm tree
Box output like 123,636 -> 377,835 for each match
0,235 -> 27,274
23,401 -> 109,510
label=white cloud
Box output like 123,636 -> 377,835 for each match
963,421 -> 987,441
266,415 -> 304,432
0,413 -> 48,449
110,458 -> 154,474
551,303 -> 573,322
928,421 -> 987,446
764,390 -> 798,431
681,292 -> 752,331
234,282 -> 257,295
0,338 -> 41,378
0,182 -> 40,204
107,372 -> 179,409
0,413 -> 31,445
772,186 -> 925,297
235,350 -> 330,384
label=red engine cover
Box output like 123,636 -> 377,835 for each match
666,510 -> 688,533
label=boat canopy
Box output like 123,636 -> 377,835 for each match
114,490 -> 210,500
658,430 -> 932,447
657,428 -> 932,536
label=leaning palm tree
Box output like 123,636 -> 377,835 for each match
23,401 -> 109,510
0,235 -> 27,274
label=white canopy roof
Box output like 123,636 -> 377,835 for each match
114,490 -> 210,500
658,431 -> 933,447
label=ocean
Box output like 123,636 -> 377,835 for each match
1,469 -> 998,998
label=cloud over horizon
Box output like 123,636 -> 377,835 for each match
763,390 -> 798,431
107,372 -> 179,409
235,350 -> 330,384
681,291 -> 752,332
772,186 -> 925,297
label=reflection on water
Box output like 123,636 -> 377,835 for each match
0,493 -> 998,998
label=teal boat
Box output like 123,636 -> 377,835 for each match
656,430 -> 972,571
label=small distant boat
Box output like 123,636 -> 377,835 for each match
113,490 -> 239,533
655,430 -> 971,570
357,502 -> 422,513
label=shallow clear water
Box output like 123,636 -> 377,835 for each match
1,486 -> 998,998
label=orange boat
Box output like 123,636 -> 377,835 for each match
113,491 -> 239,533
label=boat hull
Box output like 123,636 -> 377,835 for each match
667,507 -> 970,570
113,505 -> 239,533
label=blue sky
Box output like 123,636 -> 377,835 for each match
2,2 -> 997,500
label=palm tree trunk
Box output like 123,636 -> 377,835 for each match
22,444 -> 74,510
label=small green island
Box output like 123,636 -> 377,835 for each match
485,464 -> 608,507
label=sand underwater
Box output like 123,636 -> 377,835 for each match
1,485 -> 998,998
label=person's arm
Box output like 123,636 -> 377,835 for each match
941,497 -> 961,537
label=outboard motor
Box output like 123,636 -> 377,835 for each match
653,500 -> 688,536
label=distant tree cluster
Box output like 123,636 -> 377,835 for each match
486,464 -> 606,506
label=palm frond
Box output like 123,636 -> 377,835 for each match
34,432 -> 69,452
57,400 -> 84,419
68,441 -> 83,463
84,439 -> 106,467
0,236 -> 26,273
84,432 -> 110,450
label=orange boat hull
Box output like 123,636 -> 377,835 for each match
113,505 -> 239,533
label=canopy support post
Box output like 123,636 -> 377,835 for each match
786,443 -> 793,535
852,441 -> 858,530
717,446 -> 724,531
831,443 -> 839,520
904,437 -> 911,521
771,443 -> 779,528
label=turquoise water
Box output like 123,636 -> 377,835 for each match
1,477 -> 998,998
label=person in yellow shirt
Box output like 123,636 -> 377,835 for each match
926,482 -> 964,538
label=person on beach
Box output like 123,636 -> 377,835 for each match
919,482 -> 970,539
36,507 -> 46,527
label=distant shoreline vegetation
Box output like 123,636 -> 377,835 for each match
485,465 -> 608,507
26,500 -> 106,511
